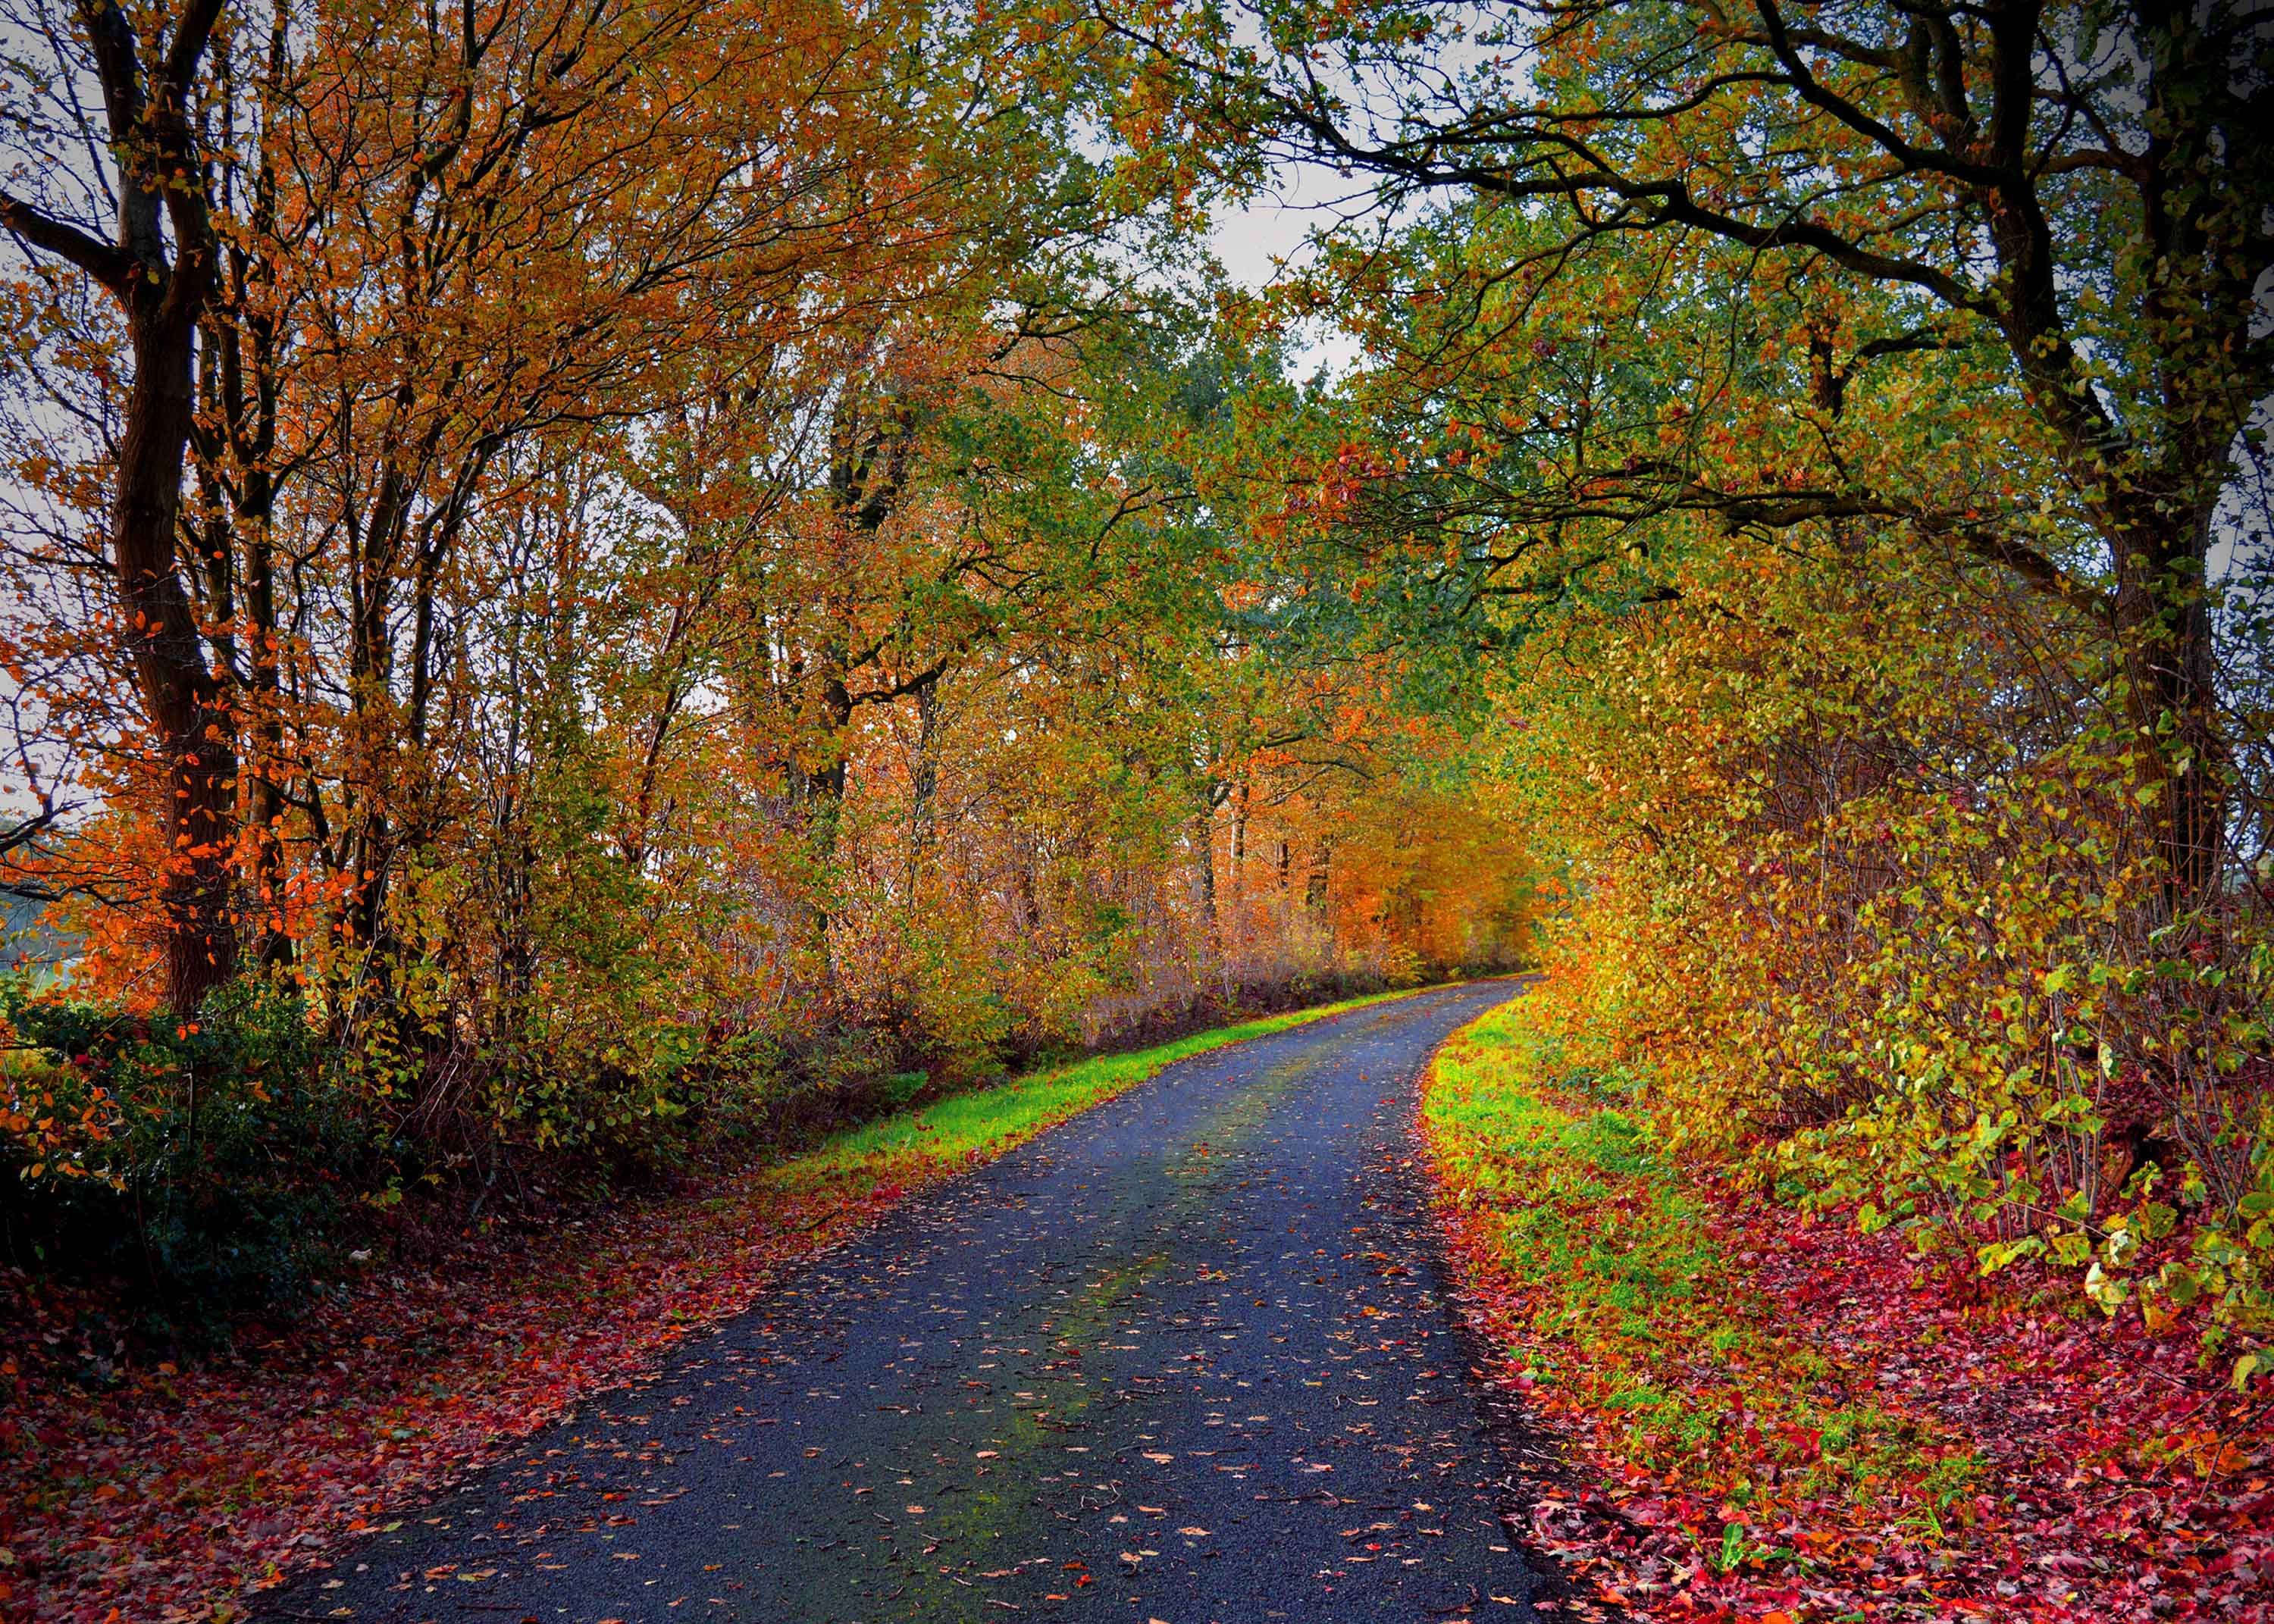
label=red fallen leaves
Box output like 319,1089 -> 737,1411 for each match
1430,1135 -> 2274,1621
0,1156 -> 946,1622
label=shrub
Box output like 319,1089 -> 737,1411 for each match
0,977 -> 366,1330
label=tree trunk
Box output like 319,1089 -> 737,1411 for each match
243,481 -> 293,970
2111,519 -> 2225,909
0,0 -> 243,1012
1194,803 -> 1219,946
204,286 -> 293,970
120,283 -> 236,1013
908,670 -> 941,893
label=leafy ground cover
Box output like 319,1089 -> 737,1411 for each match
0,987 -> 1425,1622
1421,997 -> 2274,1622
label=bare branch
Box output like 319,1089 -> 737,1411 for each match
0,189 -> 135,299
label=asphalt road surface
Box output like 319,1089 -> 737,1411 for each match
265,981 -> 1552,1624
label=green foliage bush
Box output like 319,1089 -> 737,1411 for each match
0,978 -> 368,1330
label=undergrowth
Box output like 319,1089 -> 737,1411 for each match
1424,998 -> 1980,1550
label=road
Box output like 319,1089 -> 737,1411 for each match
264,981 -> 1551,1624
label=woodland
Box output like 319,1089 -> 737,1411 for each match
0,0 -> 2270,1619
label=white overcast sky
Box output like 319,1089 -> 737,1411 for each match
1204,159 -> 1373,379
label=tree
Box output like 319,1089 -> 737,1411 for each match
2,0 -> 239,1010
1120,0 -> 2274,901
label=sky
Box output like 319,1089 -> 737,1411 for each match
1203,160 -> 1373,377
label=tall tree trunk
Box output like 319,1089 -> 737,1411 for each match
908,669 -> 941,895
121,293 -> 239,1012
791,389 -> 914,979
70,0 -> 240,1013
1193,801 -> 1219,947
800,671 -> 855,971
242,477 -> 292,969
2111,518 -> 2225,908
0,0 -> 241,1009
202,266 -> 293,970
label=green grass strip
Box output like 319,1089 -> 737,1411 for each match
1424,996 -> 1979,1533
774,983 -> 1454,1194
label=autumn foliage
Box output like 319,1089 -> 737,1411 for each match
0,0 -> 1526,1318
1135,0 -> 2274,1380
2,0 -> 2271,1617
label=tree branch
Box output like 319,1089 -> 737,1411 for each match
163,0 -> 229,96
0,190 -> 134,299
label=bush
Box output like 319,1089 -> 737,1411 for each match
0,977 -> 368,1331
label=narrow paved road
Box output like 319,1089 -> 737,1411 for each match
269,982 -> 1548,1624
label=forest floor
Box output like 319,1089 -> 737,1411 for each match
243,978 -> 1536,1623
0,985 -> 1439,1623
1423,997 -> 2274,1623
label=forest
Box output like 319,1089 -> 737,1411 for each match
0,1 -> 2268,1619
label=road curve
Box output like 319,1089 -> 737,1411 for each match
264,981 -> 1546,1624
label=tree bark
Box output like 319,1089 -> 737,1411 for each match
2111,519 -> 2225,906
123,290 -> 238,1012
908,669 -> 941,893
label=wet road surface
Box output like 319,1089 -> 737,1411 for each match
264,981 -> 1549,1623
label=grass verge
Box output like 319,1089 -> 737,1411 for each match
1422,995 -> 1982,1613
1428,995 -> 2274,1622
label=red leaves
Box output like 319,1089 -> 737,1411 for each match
1422,1040 -> 2274,1622
0,1156 -> 945,1621
1491,1188 -> 2271,1619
